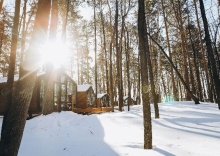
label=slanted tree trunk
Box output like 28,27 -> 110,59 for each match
148,33 -> 200,104
199,0 -> 220,109
138,0 -> 152,149
0,0 -> 51,155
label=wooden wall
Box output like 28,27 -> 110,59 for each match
76,92 -> 87,109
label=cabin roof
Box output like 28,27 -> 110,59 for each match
77,84 -> 93,92
97,93 -> 107,99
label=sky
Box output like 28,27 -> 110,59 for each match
0,101 -> 219,156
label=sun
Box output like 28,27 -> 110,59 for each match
40,41 -> 69,69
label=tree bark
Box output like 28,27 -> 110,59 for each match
107,0 -> 114,112
138,0 -> 152,149
42,0 -> 57,115
19,0 -> 27,78
94,0 -> 97,107
115,0 -> 123,111
125,27 -> 131,111
100,6 -> 109,94
0,0 -> 3,13
6,0 -> 21,109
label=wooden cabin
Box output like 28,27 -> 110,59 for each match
114,96 -> 119,106
132,95 -> 140,105
97,93 -> 111,107
73,86 -> 112,114
0,76 -> 19,115
75,84 -> 95,109
123,96 -> 135,106
52,73 -> 77,111
0,72 -> 77,116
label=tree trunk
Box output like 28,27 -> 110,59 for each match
107,0 -> 114,112
100,8 -> 109,94
145,18 -> 159,118
115,0 -> 123,111
42,0 -> 58,115
199,0 -> 220,109
94,0 -> 97,107
125,28 -> 131,111
0,0 -> 51,155
161,0 -> 178,101
6,0 -> 21,109
138,0 -> 152,149
187,7 -> 203,101
193,0 -> 213,102
19,0 -> 27,77
0,0 -> 3,13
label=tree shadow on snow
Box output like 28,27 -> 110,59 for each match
19,112 -> 119,156
125,144 -> 176,156
153,117 -> 220,139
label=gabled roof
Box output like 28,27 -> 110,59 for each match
123,96 -> 128,100
97,93 -> 107,99
77,84 -> 93,92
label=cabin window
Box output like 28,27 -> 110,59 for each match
40,79 -> 44,106
67,80 -> 73,95
61,84 -> 66,102
53,82 -> 59,106
61,75 -> 66,83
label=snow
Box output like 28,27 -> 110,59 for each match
97,93 -> 107,98
0,101 -> 220,156
77,84 -> 93,92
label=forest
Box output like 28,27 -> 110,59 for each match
0,0 -> 220,155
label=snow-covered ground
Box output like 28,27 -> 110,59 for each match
1,101 -> 220,156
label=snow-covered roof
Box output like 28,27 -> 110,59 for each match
77,84 -> 93,92
0,75 -> 19,83
123,96 -> 128,100
97,93 -> 107,99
